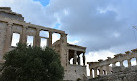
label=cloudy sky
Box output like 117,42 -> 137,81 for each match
1,0 -> 137,76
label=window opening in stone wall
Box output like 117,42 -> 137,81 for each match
11,33 -> 20,47
52,33 -> 60,44
115,62 -> 120,66
87,64 -> 90,76
27,36 -> 34,46
97,69 -> 100,75
131,58 -> 136,66
40,38 -> 47,48
70,58 -> 73,64
103,70 -> 106,75
40,30 -> 49,38
92,69 -> 95,78
123,60 -> 128,67
109,64 -> 112,67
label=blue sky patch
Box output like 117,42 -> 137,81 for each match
54,23 -> 61,29
33,0 -> 50,6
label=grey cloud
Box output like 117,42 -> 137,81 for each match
47,0 -> 137,52
0,0 -> 137,53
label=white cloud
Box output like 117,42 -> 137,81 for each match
68,40 -> 79,45
86,50 -> 115,62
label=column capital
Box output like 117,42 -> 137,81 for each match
23,25 -> 28,28
49,31 -> 53,33
128,58 -> 132,60
7,22 -> 13,26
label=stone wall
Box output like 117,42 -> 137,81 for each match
64,65 -> 87,81
88,66 -> 137,81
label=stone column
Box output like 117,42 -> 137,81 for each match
112,62 -> 116,67
77,55 -> 80,65
73,50 -> 77,64
48,31 -> 52,48
60,33 -> 68,70
83,52 -> 86,66
99,66 -> 103,75
128,59 -> 131,67
106,65 -> 111,74
3,23 -> 12,54
90,69 -> 93,78
34,28 -> 40,47
120,61 -> 124,66
20,25 -> 27,43
94,68 -> 97,78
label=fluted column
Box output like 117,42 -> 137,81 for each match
128,59 -> 131,67
20,25 -> 27,43
94,68 -> 97,78
3,23 -> 12,54
120,61 -> 124,66
90,69 -> 93,78
73,50 -> 77,64
83,52 -> 86,66
48,31 -> 52,48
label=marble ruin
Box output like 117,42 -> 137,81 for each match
0,7 -> 86,81
88,49 -> 137,81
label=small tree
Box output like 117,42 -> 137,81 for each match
0,43 -> 64,81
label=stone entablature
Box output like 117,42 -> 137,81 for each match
88,49 -> 137,78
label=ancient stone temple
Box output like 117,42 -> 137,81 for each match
0,7 -> 87,81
